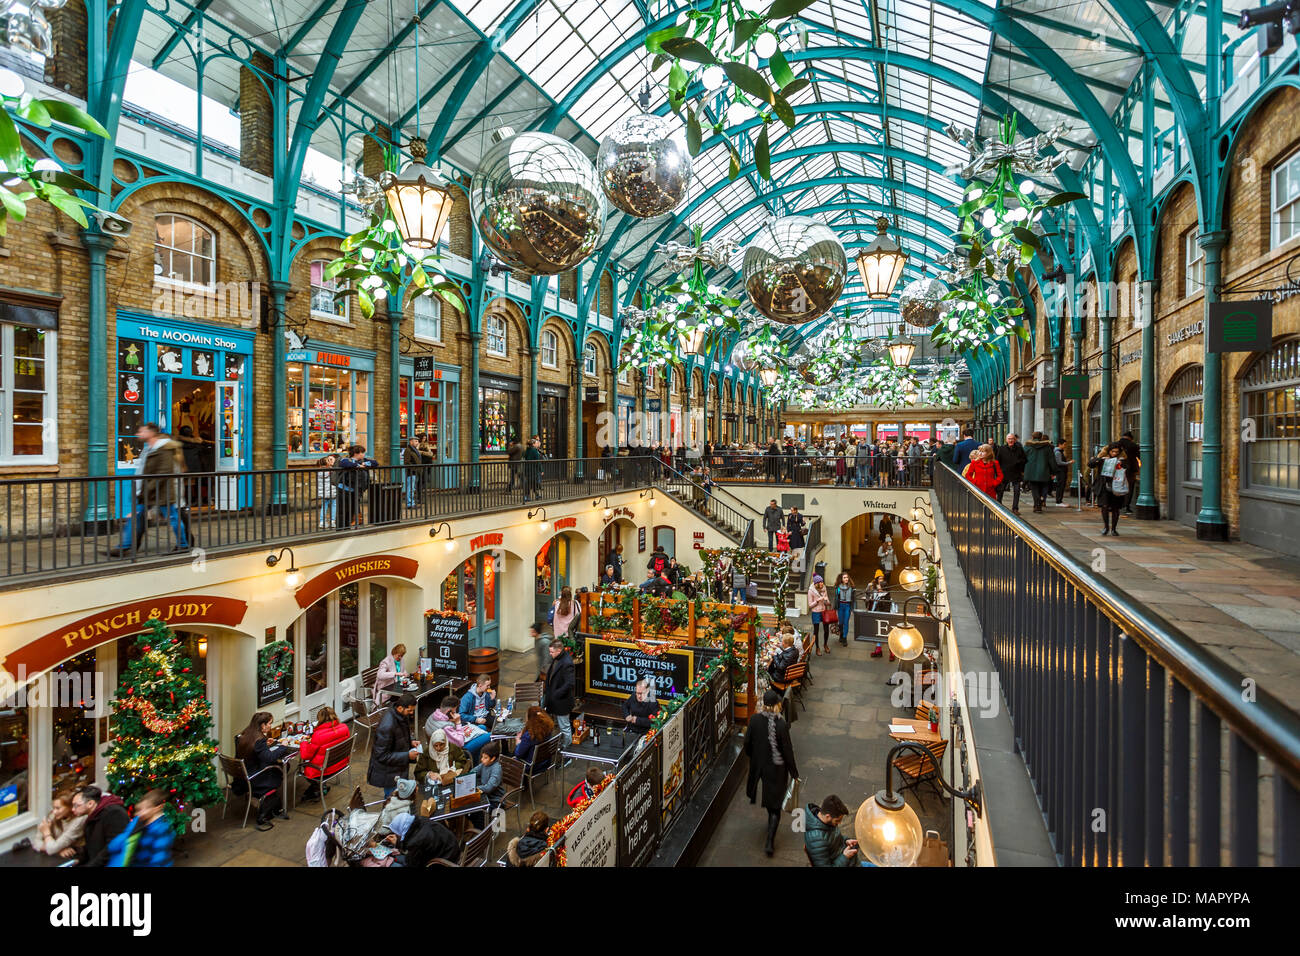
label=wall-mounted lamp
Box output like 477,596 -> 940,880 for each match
639,489 -> 657,508
528,507 -> 549,531
856,742 -> 982,866
266,547 -> 303,592
593,495 -> 612,519
429,521 -> 456,552
197,636 -> 208,659
910,495 -> 933,521
886,595 -> 948,661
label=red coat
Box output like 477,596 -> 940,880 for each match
299,720 -> 351,779
963,458 -> 1003,497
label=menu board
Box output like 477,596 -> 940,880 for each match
565,780 -> 618,867
659,708 -> 685,830
583,636 -> 694,700
615,736 -> 661,868
709,668 -> 733,755
256,640 -> 293,707
684,692 -> 714,800
425,610 -> 469,681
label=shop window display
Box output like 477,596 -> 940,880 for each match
479,387 -> 517,453
287,362 -> 371,454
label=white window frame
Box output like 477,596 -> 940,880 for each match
1273,148 -> 1300,249
618,353 -> 632,386
414,293 -> 442,343
1184,230 -> 1204,297
583,341 -> 597,378
309,258 -> 350,323
541,328 -> 559,368
153,213 -> 216,290
644,366 -> 656,390
0,324 -> 58,464
486,314 -> 507,357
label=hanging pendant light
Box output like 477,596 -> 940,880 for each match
886,325 -> 916,367
380,137 -> 455,250
856,216 -> 909,299
759,366 -> 780,388
677,321 -> 708,358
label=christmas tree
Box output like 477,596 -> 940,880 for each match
104,618 -> 222,835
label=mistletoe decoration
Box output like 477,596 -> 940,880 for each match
925,366 -> 961,407
0,78 -> 109,234
934,113 -> 1084,354
647,0 -> 818,180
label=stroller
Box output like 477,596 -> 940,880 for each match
306,787 -> 405,867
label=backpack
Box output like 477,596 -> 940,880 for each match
653,554 -> 667,573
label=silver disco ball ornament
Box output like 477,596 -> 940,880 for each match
0,0 -> 65,58
898,275 -> 949,329
597,112 -> 691,218
743,216 -> 846,325
729,338 -> 757,373
470,127 -> 605,275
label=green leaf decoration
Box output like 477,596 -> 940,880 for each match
766,0 -> 820,18
686,106 -> 702,155
780,76 -> 810,97
661,36 -> 717,65
30,169 -> 98,193
768,49 -> 795,89
47,189 -> 90,227
19,99 -> 51,127
1044,191 -> 1087,207
646,23 -> 687,53
733,18 -> 763,50
755,124 -> 770,179
0,111 -> 23,170
722,62 -> 775,105
771,91 -> 795,128
40,99 -> 111,138
727,140 -> 741,181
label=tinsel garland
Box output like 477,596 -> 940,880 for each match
115,695 -> 203,735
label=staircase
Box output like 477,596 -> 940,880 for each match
651,463 -> 758,546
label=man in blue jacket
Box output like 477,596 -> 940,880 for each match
459,674 -> 498,731
803,794 -> 860,867
107,789 -> 174,867
951,428 -> 978,474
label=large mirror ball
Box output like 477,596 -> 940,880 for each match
597,112 -> 692,219
742,216 -> 847,324
470,129 -> 606,275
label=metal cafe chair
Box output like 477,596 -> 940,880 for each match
525,733 -> 565,808
292,735 -> 356,809
218,754 -> 280,829
497,755 -> 528,839
345,693 -> 383,753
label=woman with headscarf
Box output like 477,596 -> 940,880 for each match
743,689 -> 799,857
414,727 -> 473,787
382,811 -> 459,868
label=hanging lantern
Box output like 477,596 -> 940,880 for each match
742,216 -> 846,325
677,322 -> 708,358
886,328 -> 916,367
597,112 -> 692,218
379,137 -> 456,251
470,127 -> 605,275
856,217 -> 909,299
759,366 -> 780,388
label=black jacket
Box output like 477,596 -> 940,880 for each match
542,649 -> 576,717
366,704 -> 414,789
768,645 -> 799,682
81,795 -> 129,867
621,693 -> 659,731
400,815 -> 459,868
785,513 -> 807,549
1117,436 -> 1141,476
762,504 -> 783,532
803,802 -> 854,867
743,711 -> 798,812
995,442 -> 1027,482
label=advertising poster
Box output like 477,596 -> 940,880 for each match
615,737 -> 661,867
565,779 -> 618,867
660,709 -> 685,828
584,636 -> 693,699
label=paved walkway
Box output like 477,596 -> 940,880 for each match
1017,502 -> 1300,709
698,612 -> 947,867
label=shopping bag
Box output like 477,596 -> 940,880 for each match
916,829 -> 950,867
782,776 -> 802,814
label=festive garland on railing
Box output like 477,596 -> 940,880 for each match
699,546 -> 791,621
646,633 -> 739,733
545,772 -> 616,868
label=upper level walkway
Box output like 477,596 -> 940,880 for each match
1018,503 -> 1300,709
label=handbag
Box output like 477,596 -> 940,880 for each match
782,775 -> 802,814
821,609 -> 837,623
747,580 -> 759,599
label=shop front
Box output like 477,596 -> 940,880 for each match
0,595 -> 248,839
538,381 -> 569,460
286,344 -> 375,459
1166,365 -> 1204,528
535,521 -> 579,621
617,394 -> 636,448
582,383 -> 605,457
400,356 -> 460,485
1238,337 -> 1300,556
114,312 -> 254,512
443,550 -> 500,648
285,555 -> 418,717
479,373 -> 521,455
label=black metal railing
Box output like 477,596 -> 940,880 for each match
934,465 -> 1300,866
649,462 -> 756,547
687,450 -> 936,487
0,458 -> 629,582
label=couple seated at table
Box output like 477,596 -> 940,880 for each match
425,694 -> 490,757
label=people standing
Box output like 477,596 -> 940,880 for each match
807,574 -> 832,654
1053,439 -> 1073,505
743,689 -> 799,857
951,427 -> 978,473
611,544 -> 624,583
106,422 -> 190,557
523,436 -> 544,501
1022,431 -> 1057,514
506,438 -> 523,491
994,433 -> 1028,514
316,453 -> 338,528
541,640 -> 576,744
834,572 -> 854,647
402,436 -> 424,508
336,444 -> 376,528
1117,431 -> 1142,514
1090,442 -> 1131,536
367,693 -> 419,799
877,535 -> 897,584
963,444 -> 1004,498
550,585 -> 579,640
786,506 -> 807,551
855,437 -> 873,488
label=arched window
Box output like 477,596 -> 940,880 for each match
618,351 -> 632,386
644,365 -> 656,390
485,314 -> 507,356
310,259 -> 348,321
541,328 -> 559,368
154,213 -> 215,286
1241,338 -> 1300,494
1120,383 -> 1141,442
583,341 -> 598,377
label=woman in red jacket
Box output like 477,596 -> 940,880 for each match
962,444 -> 1004,498
299,706 -> 351,801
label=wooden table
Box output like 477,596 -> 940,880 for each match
886,720 -> 942,744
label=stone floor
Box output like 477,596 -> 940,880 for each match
697,614 -> 948,867
1012,499 -> 1300,710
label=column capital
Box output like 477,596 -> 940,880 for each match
1196,229 -> 1229,252
79,227 -> 117,254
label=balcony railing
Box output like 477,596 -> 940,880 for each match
0,458 -> 637,584
935,465 -> 1300,866
689,450 -> 936,488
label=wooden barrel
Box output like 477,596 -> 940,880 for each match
468,647 -> 499,689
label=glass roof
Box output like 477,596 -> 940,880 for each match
129,0 -> 1221,317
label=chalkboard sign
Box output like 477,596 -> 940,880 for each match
684,691 -> 714,800
583,635 -> 694,700
708,667 -> 732,754
425,610 -> 469,681
616,735 -> 662,868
